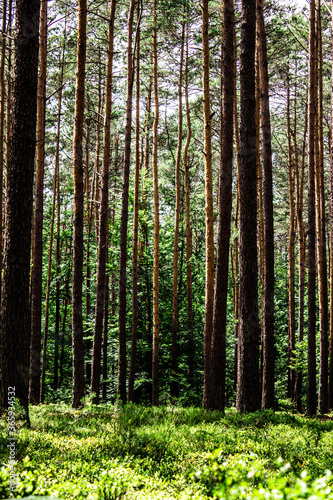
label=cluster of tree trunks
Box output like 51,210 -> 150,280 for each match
2,0 -> 333,417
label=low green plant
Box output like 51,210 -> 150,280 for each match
1,405 -> 333,499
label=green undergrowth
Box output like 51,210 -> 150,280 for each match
1,404 -> 333,498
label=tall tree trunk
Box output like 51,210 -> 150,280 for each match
91,0 -> 116,404
128,0 -> 142,402
183,22 -> 194,386
152,0 -> 160,406
206,0 -> 234,411
171,20 -> 185,399
40,136 -> 58,403
53,29 -> 66,391
0,0 -> 7,299
54,155 -> 61,391
307,0 -> 317,416
29,0 -> 47,405
202,0 -> 215,409
316,0 -> 329,413
5,0 -> 12,173
236,0 -> 260,413
329,0 -> 333,410
85,117 -> 92,320
94,50 -> 103,243
257,0 -> 275,410
117,0 -> 136,404
286,72 -> 296,402
233,34 -> 241,391
294,74 -> 307,412
72,0 -> 87,408
102,271 -> 109,402
0,0 -> 40,420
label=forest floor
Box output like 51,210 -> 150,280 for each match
1,403 -> 333,499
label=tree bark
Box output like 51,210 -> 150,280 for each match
307,0 -> 317,416
128,0 -> 142,402
72,0 -> 87,408
29,0 -> 47,405
152,0 -> 160,406
294,73 -> 307,412
183,22 -> 194,387
316,0 -> 329,414
171,20 -> 185,399
329,0 -> 333,410
91,0 -> 116,404
236,0 -> 260,413
286,72 -> 296,402
257,0 -> 275,409
0,0 -> 7,300
5,0 -> 12,171
0,0 -> 40,420
202,0 -> 215,409
206,0 -> 234,411
117,0 -> 136,404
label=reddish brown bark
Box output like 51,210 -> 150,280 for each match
118,0 -> 136,403
206,0 -> 234,411
91,0 -> 116,404
171,20 -> 185,399
72,0 -> 87,408
29,0 -> 47,405
152,0 -> 160,406
286,73 -> 296,402
202,0 -> 214,409
307,0 -> 317,416
128,0 -> 142,402
183,22 -> 194,386
257,0 -> 275,409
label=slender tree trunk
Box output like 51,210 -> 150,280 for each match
0,0 -> 7,299
257,0 -> 275,409
5,0 -> 12,174
54,159 -> 61,391
40,138 -> 58,403
236,0 -> 260,413
170,21 -> 185,399
29,0 -> 47,405
286,72 -> 296,402
91,0 -> 116,404
102,270 -> 109,402
151,0 -> 160,406
117,0 -> 136,404
295,78 -> 307,412
183,22 -> 194,386
202,0 -> 215,409
316,0 -> 329,413
233,34 -> 241,392
307,0 -> 317,416
85,117 -> 92,320
206,0 -> 234,411
0,0 -> 40,420
59,244 -> 71,389
256,52 -> 264,294
72,0 -> 87,408
94,50 -> 102,243
53,57 -> 65,393
329,0 -> 333,410
128,0 -> 142,402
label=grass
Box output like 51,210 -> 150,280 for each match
1,404 -> 333,498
